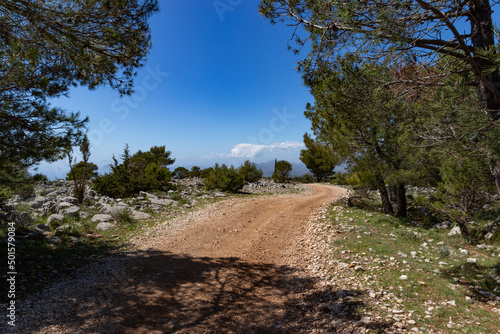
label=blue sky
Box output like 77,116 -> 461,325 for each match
38,0 -> 314,179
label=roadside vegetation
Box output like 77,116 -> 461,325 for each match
312,194 -> 500,333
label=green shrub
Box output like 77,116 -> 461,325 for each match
93,144 -> 174,198
173,167 -> 189,179
169,191 -> 182,201
436,246 -> 451,258
205,163 -> 244,193
237,160 -> 263,183
178,198 -> 191,207
31,173 -> 48,182
111,208 -> 137,224
272,160 -> 292,183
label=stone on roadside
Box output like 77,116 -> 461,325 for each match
132,211 -> 151,220
47,214 -> 65,227
91,214 -> 114,223
95,222 -> 116,231
56,202 -> 73,213
55,224 -> 71,235
448,226 -> 461,236
60,205 -> 80,217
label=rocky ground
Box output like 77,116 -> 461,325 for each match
0,178 -> 307,244
2,182 -> 499,333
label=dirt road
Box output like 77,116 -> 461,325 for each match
15,184 -> 348,333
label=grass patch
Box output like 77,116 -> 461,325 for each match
321,201 -> 500,333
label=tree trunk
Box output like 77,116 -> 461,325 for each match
389,184 -> 397,205
489,161 -> 500,195
377,178 -> 393,214
457,219 -> 470,240
395,182 -> 407,218
469,0 -> 500,118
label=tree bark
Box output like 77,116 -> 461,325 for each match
377,178 -> 393,214
489,161 -> 500,195
469,0 -> 500,118
389,184 -> 397,205
395,182 -> 407,218
457,219 -> 470,240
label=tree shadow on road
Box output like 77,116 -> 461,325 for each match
14,250 -> 394,333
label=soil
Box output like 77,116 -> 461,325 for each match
10,184 -> 350,333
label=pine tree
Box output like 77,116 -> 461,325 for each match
300,134 -> 338,182
0,1 -> 158,188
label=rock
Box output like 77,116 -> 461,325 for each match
337,262 -> 350,269
183,203 -> 192,209
86,189 -> 98,198
36,223 -> 50,231
436,221 -> 451,229
149,198 -> 175,206
91,214 -> 114,223
318,303 -> 331,312
8,211 -> 32,227
466,258 -> 477,264
47,214 -> 65,227
9,195 -> 22,202
68,236 -> 81,243
49,236 -> 62,243
483,218 -> 500,240
400,275 -> 408,280
132,211 -> 151,220
46,190 -> 63,198
57,202 -> 73,211
41,201 -> 57,215
55,224 -> 71,235
99,203 -> 129,215
95,222 -> 116,231
448,226 -> 462,236
60,206 -> 80,217
27,196 -> 47,209
332,319 -> 343,328
336,290 -> 348,298
60,196 -> 79,205
139,191 -> 157,199
27,229 -> 44,239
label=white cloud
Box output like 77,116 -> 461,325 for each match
216,141 -> 305,159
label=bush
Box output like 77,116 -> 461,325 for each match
31,173 -> 48,182
272,160 -> 292,183
238,160 -> 263,183
173,167 -> 189,179
93,145 -> 175,198
111,208 -> 137,224
205,164 -> 244,193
